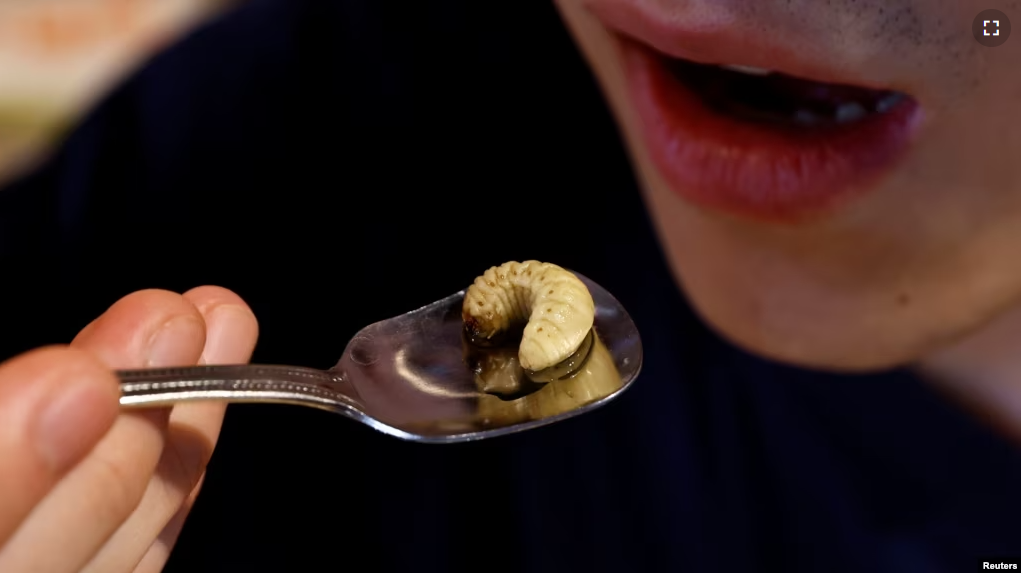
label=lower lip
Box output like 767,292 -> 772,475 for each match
615,37 -> 924,223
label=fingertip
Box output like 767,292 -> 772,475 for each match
0,347 -> 119,509
183,286 -> 259,364
182,286 -> 250,313
26,348 -> 121,472
0,345 -> 120,405
72,289 -> 207,369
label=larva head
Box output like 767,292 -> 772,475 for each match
462,261 -> 597,373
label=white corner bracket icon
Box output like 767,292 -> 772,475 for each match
983,20 -> 1000,36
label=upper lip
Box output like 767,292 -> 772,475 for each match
585,0 -> 904,92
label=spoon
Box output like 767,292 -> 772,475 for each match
117,272 -> 643,443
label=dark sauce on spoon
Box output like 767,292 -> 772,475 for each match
463,327 -> 595,400
460,321 -> 622,430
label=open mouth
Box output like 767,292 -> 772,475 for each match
610,35 -> 924,222
667,59 -> 909,131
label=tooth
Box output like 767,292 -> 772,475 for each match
835,102 -> 868,123
875,92 -> 905,113
720,64 -> 772,76
793,110 -> 822,126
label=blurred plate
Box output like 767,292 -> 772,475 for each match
0,0 -> 239,186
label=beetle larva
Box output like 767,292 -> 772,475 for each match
462,260 -> 596,373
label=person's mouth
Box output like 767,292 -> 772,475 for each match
586,1 -> 925,223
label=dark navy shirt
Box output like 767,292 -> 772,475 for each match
0,1 -> 1016,571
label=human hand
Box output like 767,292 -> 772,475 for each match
0,286 -> 259,572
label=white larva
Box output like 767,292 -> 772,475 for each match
462,260 -> 596,372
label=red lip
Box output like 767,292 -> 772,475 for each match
588,0 -> 925,222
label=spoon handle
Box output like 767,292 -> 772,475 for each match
116,364 -> 360,412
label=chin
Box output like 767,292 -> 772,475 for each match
661,237 -> 1019,373
681,291 -> 934,373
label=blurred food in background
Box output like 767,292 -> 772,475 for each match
0,0 -> 238,187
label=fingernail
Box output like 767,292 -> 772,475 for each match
203,305 -> 255,363
147,316 -> 203,367
35,382 -> 115,473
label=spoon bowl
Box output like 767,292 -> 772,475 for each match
117,272 -> 642,443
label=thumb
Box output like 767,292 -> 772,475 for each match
0,346 -> 120,547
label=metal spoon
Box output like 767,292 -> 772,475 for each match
117,272 -> 642,443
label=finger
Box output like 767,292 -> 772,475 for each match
0,290 -> 206,573
183,285 -> 260,366
84,287 -> 259,573
0,347 -> 119,547
132,475 -> 205,573
72,289 -> 206,369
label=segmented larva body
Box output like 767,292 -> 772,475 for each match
462,261 -> 595,372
